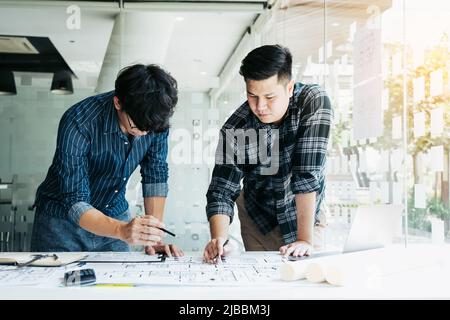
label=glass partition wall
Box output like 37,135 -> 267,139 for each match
0,0 -> 448,252
214,0 -> 449,250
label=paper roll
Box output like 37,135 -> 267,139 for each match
305,262 -> 327,283
280,247 -> 447,287
324,264 -> 347,286
279,253 -> 372,286
280,262 -> 307,281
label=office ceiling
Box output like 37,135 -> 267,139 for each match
0,0 -> 394,93
0,36 -> 76,76
0,0 -> 265,92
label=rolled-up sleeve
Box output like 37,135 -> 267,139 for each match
55,113 -> 93,225
68,201 -> 94,225
140,129 -> 169,197
291,86 -> 333,194
206,128 -> 243,223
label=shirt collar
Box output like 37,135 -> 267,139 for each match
103,91 -> 121,134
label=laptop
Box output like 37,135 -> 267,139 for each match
342,204 -> 403,253
288,204 -> 403,260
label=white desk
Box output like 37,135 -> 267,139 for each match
1,244 -> 450,300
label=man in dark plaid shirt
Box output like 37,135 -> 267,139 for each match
203,45 -> 333,262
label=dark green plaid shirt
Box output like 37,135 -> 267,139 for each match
206,83 -> 333,244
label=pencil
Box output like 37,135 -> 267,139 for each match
213,239 -> 229,261
156,226 -> 176,237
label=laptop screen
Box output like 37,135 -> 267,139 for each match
343,204 -> 403,253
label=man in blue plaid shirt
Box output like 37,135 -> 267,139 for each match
203,45 -> 333,262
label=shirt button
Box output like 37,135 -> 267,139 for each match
105,204 -> 109,208
125,142 -> 128,145
114,190 -> 118,193
123,178 -> 126,181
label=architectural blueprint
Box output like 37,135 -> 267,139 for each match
92,254 -> 285,286
0,252 -> 289,287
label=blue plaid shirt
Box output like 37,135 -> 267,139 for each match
206,83 -> 333,244
35,91 -> 169,225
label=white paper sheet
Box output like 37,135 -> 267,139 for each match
430,69 -> 443,97
413,112 -> 426,138
0,266 -> 68,287
353,77 -> 383,140
430,107 -> 444,137
0,253 -> 292,288
90,254 -> 286,287
83,252 -> 163,263
353,26 -> 381,85
430,145 -> 444,172
413,77 -> 425,103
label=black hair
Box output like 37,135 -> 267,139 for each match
239,44 -> 292,83
114,64 -> 178,132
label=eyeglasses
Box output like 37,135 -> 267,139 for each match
125,112 -> 150,134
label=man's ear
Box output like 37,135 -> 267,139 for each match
287,79 -> 295,97
113,96 -> 121,111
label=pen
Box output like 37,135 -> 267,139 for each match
213,239 -> 229,262
156,226 -> 176,237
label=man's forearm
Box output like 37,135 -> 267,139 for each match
209,214 -> 230,239
295,192 -> 316,244
144,197 -> 166,220
79,208 -> 125,240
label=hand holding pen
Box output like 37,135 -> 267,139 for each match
119,215 -> 165,246
142,215 -> 184,257
203,237 -> 230,264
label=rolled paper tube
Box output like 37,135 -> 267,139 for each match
305,262 -> 327,283
324,264 -> 347,286
280,262 -> 307,281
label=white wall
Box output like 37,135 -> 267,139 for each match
0,85 -> 95,178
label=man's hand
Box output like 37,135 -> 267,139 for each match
118,215 -> 164,246
145,242 -> 184,257
203,237 -> 231,263
279,240 -> 313,257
